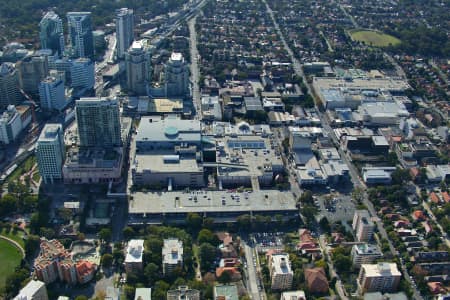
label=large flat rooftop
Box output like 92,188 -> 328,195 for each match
129,190 -> 297,215
135,116 -> 201,145
216,135 -> 282,177
313,77 -> 410,92
133,153 -> 202,173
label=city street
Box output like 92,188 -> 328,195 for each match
242,241 -> 264,300
188,17 -> 202,118
264,1 -> 423,298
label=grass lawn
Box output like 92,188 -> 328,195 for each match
5,155 -> 37,183
0,239 -> 23,288
1,229 -> 25,247
350,29 -> 401,47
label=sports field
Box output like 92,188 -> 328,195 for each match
0,238 -> 23,288
350,30 -> 401,47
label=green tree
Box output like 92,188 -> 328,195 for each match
391,168 -> 411,185
101,253 -> 114,268
58,208 -> 73,222
144,263 -> 160,285
98,228 -> 112,243
333,254 -> 352,273
123,285 -> 135,300
186,212 -> 203,231
237,214 -> 251,228
24,234 -> 40,258
152,280 -> 170,300
319,217 -> 330,232
352,187 -> 364,203
199,243 -> 217,272
299,190 -> 313,204
301,205 -> 318,224
40,227 -> 55,239
4,268 -> 30,298
198,229 -> 220,246
0,194 -> 17,216
123,226 -> 135,241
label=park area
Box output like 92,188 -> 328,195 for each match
350,29 -> 401,47
0,238 -> 23,289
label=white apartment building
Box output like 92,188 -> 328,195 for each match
353,210 -> 375,242
163,238 -> 183,276
358,263 -> 401,294
125,239 -> 144,274
269,253 -> 293,291
351,244 -> 383,268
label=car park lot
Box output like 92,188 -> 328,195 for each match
251,232 -> 284,253
316,192 -> 356,223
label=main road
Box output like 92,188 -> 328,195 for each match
242,241 -> 265,300
188,16 -> 202,118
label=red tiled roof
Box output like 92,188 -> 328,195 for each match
442,192 -> 450,203
215,267 -> 241,280
76,260 -> 96,277
429,192 -> 440,204
305,268 -> 329,293
413,210 -> 427,221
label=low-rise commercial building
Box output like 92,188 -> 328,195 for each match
14,280 -> 48,300
137,97 -> 183,115
132,116 -> 204,189
62,147 -> 124,184
362,167 -> 396,185
215,134 -> 283,188
202,95 -> 222,121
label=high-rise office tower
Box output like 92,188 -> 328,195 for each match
0,105 -> 25,145
0,63 -> 22,109
39,76 -> 66,111
125,40 -> 151,96
115,8 -> 134,59
50,57 -> 73,84
17,54 -> 49,96
36,124 -> 65,184
67,12 -> 94,58
70,58 -> 95,90
165,52 -> 189,97
39,11 -> 65,56
75,97 -> 121,148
